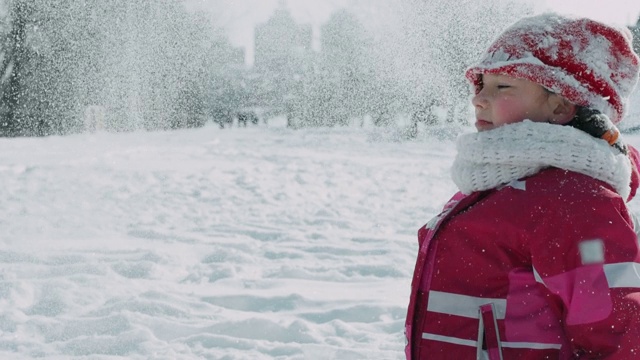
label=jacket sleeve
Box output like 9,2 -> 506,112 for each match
530,189 -> 640,359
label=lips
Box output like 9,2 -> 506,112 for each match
474,119 -> 493,131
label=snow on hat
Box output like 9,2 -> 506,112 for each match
466,13 -> 640,124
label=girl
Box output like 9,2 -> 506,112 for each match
405,13 -> 640,360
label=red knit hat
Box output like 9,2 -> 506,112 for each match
466,13 -> 640,124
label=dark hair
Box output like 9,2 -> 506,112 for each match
566,107 -> 627,154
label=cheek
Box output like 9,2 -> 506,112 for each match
493,98 -> 527,123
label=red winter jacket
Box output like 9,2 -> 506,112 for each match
405,149 -> 640,359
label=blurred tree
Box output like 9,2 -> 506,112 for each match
323,9 -> 371,125
0,0 -> 65,136
253,1 -> 312,118
0,0 -> 32,136
205,29 -> 249,129
0,0 -> 221,136
291,9 -> 374,127
348,0 -> 533,127
99,0 -> 215,131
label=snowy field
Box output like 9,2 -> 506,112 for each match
1,119 -> 640,359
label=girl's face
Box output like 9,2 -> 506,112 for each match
471,74 -> 567,132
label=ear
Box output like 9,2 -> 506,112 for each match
549,96 -> 576,124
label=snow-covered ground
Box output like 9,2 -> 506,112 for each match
1,120 -> 639,359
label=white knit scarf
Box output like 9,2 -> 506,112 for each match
451,121 -> 632,199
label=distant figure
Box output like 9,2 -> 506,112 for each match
250,112 -> 259,125
211,108 -> 233,129
237,113 -> 247,127
237,111 -> 259,127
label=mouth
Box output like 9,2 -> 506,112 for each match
474,119 -> 493,131
475,119 -> 492,126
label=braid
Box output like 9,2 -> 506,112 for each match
565,107 -> 628,155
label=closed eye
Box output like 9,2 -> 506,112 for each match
497,85 -> 511,89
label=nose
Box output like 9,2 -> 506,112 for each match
472,89 -> 489,109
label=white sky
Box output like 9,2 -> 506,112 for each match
539,0 -> 640,25
187,0 -> 640,65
